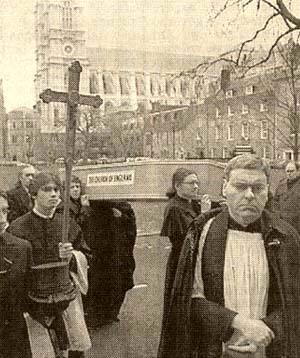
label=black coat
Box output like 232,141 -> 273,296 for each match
8,210 -> 90,266
158,208 -> 300,358
56,199 -> 94,248
7,182 -> 33,223
272,175 -> 300,233
161,195 -> 201,310
89,200 -> 137,293
86,200 -> 136,311
0,231 -> 32,358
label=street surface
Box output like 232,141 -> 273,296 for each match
87,235 -> 170,358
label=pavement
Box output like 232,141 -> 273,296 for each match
87,235 -> 170,358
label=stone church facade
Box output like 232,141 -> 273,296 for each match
34,0 -> 211,139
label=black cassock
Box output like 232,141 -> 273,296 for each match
86,200 -> 137,326
0,232 -> 32,358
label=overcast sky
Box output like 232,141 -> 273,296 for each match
0,0 -> 298,111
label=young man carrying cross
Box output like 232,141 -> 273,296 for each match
8,172 -> 91,358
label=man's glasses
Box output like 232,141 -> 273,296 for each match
232,183 -> 267,194
182,181 -> 199,186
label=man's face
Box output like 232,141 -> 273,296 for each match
0,197 -> 9,233
70,182 -> 81,200
176,174 -> 199,200
35,181 -> 60,211
285,162 -> 298,180
223,169 -> 268,226
20,166 -> 35,188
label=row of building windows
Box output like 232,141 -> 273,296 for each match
215,102 -> 269,118
210,146 -> 271,159
214,120 -> 269,141
152,130 -> 183,146
225,85 -> 255,99
11,121 -> 35,129
11,134 -> 33,144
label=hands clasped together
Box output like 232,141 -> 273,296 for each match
229,314 -> 275,353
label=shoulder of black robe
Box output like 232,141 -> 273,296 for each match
160,196 -> 201,245
158,207 -> 224,358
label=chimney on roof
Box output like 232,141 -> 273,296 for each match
220,68 -> 231,92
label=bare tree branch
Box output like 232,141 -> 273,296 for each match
236,13 -> 279,64
277,0 -> 300,27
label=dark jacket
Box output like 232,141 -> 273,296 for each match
56,199 -> 94,247
89,200 -> 137,292
161,195 -> 201,311
158,208 -> 300,358
7,182 -> 33,223
161,195 -> 201,254
0,231 -> 32,358
272,175 -> 300,233
8,210 -> 90,266
112,201 -> 137,293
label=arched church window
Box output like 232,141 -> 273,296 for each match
150,76 -> 161,96
63,1 -> 72,29
90,73 -> 99,94
119,75 -> 130,95
102,73 -> 115,94
136,75 -> 145,96
180,77 -> 190,97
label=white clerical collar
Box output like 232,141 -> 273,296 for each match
33,207 -> 56,219
0,223 -> 9,234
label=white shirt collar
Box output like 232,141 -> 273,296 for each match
33,207 -> 56,219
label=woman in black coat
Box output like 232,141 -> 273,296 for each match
161,168 -> 204,304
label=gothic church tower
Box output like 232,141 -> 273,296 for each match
34,0 -> 89,132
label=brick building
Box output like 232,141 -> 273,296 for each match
143,103 -> 204,159
197,67 -> 300,160
7,107 -> 41,162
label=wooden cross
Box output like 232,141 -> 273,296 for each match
40,61 -> 103,243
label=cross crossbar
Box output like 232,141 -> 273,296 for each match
40,89 -> 103,108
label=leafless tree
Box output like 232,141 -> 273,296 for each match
180,1 -> 300,78
100,110 -> 143,159
76,108 -> 102,162
256,40 -> 300,160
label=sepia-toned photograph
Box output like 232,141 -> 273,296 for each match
0,1 -> 300,357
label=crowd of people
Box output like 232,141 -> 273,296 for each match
1,165 -> 136,357
1,155 -> 300,358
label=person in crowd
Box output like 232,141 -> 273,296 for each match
0,191 -> 32,358
86,200 -> 136,328
8,172 -> 91,358
272,161 -> 300,233
68,176 -> 92,230
160,168 -> 215,303
57,175 -> 93,245
158,155 -> 300,358
7,165 -> 36,223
